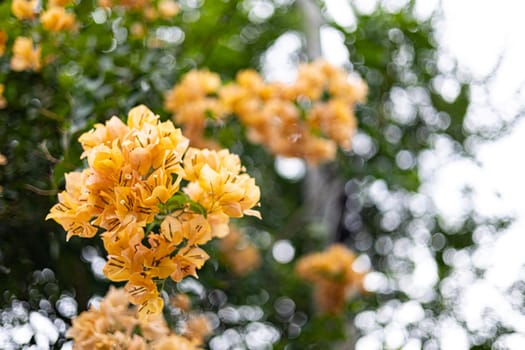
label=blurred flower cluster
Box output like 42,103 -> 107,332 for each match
296,244 -> 367,314
11,0 -> 77,31
68,286 -> 210,349
98,0 -> 179,18
0,0 -> 180,81
47,105 -> 260,319
165,60 -> 367,164
218,226 -> 262,277
97,0 -> 180,40
164,70 -> 227,150
6,0 -> 77,73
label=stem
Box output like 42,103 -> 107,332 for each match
298,0 -> 347,243
297,0 -> 323,59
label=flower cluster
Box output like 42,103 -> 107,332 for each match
47,105 -> 260,319
218,226 -> 261,276
164,60 -> 367,164
40,5 -> 77,32
222,61 -> 367,164
3,0 -> 181,73
68,287 -> 207,349
12,0 -> 77,30
180,312 -> 212,346
5,0 -> 77,72
164,70 -> 227,149
95,0 -> 180,47
10,36 -> 41,72
295,244 -> 366,314
98,0 -> 180,20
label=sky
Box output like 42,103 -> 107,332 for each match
431,3 -> 525,347
432,0 -> 525,291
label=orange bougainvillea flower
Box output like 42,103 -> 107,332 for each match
98,0 -> 149,10
41,6 -> 77,32
170,293 -> 192,311
46,171 -> 98,241
222,61 -> 366,164
0,31 -> 7,57
10,37 -> 42,72
158,0 -> 180,18
11,0 -> 38,20
218,226 -> 261,276
183,314 -> 212,346
48,105 -> 261,319
0,84 -> 7,109
165,61 -> 366,164
296,244 -> 367,314
67,287 -> 201,350
48,0 -> 74,6
164,70 -> 227,149
182,148 -> 261,220
153,335 -> 201,350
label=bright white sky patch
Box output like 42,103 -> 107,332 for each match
323,0 -> 356,29
317,0 -> 525,348
439,319 -> 469,350
275,156 -> 306,181
320,25 -> 349,66
352,0 -> 378,15
439,0 -> 507,78
262,31 -> 302,83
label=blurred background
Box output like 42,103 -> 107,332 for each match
2,0 -> 525,349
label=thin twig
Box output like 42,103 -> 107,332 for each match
24,183 -> 57,196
